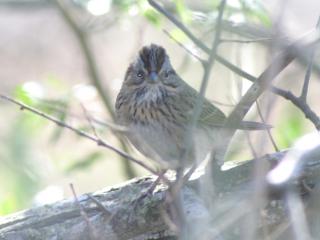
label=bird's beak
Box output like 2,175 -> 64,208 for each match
149,71 -> 158,82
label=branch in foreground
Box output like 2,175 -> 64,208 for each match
164,22 -> 319,132
148,0 -> 256,82
1,150 -> 319,240
215,30 -> 320,164
300,23 -> 317,102
150,0 -> 320,133
182,0 -> 226,175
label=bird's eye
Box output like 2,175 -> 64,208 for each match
137,71 -> 144,78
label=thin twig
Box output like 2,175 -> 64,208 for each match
0,94 -> 166,179
36,99 -> 127,132
220,66 -> 320,131
256,101 -> 279,152
54,0 -> 136,178
54,0 -> 115,119
214,30 -> 320,165
190,0 -> 227,134
219,37 -> 272,44
162,29 -> 205,64
272,87 -> 320,130
148,0 -> 209,53
86,194 -> 113,217
244,132 -> 259,162
54,0 -> 114,118
148,0 -> 272,83
70,183 -> 98,240
180,0 -> 226,179
300,16 -> 320,101
80,103 -> 100,139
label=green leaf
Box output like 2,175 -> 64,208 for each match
0,115 -> 43,214
14,85 -> 34,106
113,0 -> 136,11
169,28 -> 188,42
239,0 -> 271,26
143,8 -> 162,26
174,0 -> 191,23
0,194 -> 19,215
275,110 -> 305,149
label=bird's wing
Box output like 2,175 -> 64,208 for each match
180,81 -> 226,127
198,99 -> 226,127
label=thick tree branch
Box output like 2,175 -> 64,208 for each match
1,150 -> 320,240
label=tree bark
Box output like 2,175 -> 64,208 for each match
1,149 -> 320,240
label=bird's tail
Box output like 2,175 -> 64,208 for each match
238,121 -> 272,130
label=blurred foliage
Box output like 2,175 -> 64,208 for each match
72,0 -> 271,30
2,0 -> 306,217
0,113 -> 44,214
1,74 -> 116,211
275,107 -> 306,149
65,151 -> 104,173
238,0 -> 271,26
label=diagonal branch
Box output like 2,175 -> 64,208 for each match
148,0 -> 255,82
177,0 -> 226,175
162,17 -> 320,132
54,0 -> 114,118
189,0 -> 226,134
0,94 -> 162,179
149,0 -> 320,167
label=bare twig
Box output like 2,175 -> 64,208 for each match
178,0 -> 226,180
149,0 -> 320,121
35,99 -> 127,132
214,31 -> 320,164
162,29 -> 205,64
245,131 -> 258,160
86,194 -> 113,217
216,63 -> 320,131
256,101 -> 279,152
80,103 -> 100,139
300,17 -> 320,101
219,37 -> 272,44
54,0 -> 136,178
54,0 -> 114,119
70,183 -> 98,240
163,29 -> 206,65
300,50 -> 315,102
148,0 -> 209,53
190,0 -> 226,128
272,87 -> 320,130
148,0 -> 273,84
0,94 -> 165,179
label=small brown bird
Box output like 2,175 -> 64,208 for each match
115,44 -> 267,169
